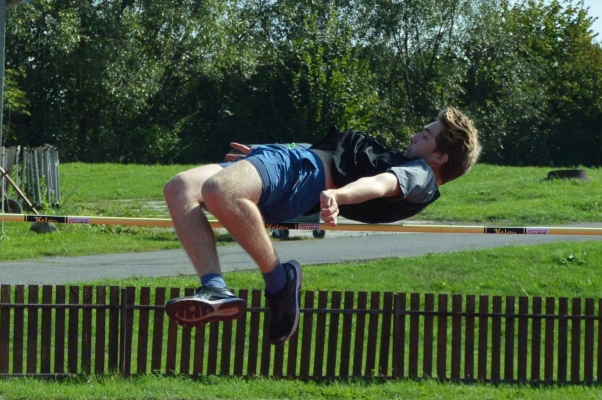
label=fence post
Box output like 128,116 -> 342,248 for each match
120,287 -> 128,378
531,297 -> 542,383
353,292 -> 367,377
67,287 -> 79,374
408,293 -> 420,378
557,298 -> 569,383
95,286 -> 107,375
477,295 -> 489,382
0,285 -> 10,374
451,295 -> 462,382
392,293 -> 406,379
465,295 -> 476,382
544,297 -> 555,383
518,297 -> 529,384
437,294 -> 448,381
597,299 -> 602,383
571,298 -> 582,383
423,294 -> 435,379
584,298 -> 594,383
504,296 -> 516,382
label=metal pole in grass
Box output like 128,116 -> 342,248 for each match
0,213 -> 602,236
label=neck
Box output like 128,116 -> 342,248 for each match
431,167 -> 444,187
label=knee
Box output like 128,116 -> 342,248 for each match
163,173 -> 188,202
200,176 -> 225,211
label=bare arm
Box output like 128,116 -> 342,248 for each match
320,173 -> 402,226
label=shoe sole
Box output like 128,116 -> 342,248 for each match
272,260 -> 303,345
164,297 -> 246,328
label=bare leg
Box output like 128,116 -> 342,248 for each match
163,164 -> 224,278
165,159 -> 300,343
164,160 -> 279,277
202,160 -> 280,273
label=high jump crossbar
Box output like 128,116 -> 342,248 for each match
1,213 -> 601,236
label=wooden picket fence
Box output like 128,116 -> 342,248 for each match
0,284 -> 601,384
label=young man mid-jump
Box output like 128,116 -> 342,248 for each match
163,107 -> 481,345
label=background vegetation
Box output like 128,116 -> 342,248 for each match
2,0 -> 601,166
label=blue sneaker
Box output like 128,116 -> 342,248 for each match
165,286 -> 246,328
265,260 -> 303,344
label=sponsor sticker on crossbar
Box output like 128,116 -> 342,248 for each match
298,223 -> 320,231
67,217 -> 91,224
526,228 -> 549,234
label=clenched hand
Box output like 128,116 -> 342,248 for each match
320,190 -> 340,226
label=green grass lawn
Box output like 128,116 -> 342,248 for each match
1,374 -> 601,400
59,163 -> 195,203
0,163 -> 600,261
0,222 -> 234,260
421,164 -> 602,223
82,240 -> 602,298
55,163 -> 602,224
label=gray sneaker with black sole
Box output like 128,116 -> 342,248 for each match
265,260 -> 303,345
165,286 -> 246,328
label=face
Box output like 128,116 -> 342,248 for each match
404,120 -> 444,163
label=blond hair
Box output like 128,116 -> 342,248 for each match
435,107 -> 482,184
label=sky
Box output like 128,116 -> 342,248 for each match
581,0 -> 602,39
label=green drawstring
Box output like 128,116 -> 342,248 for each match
288,142 -> 296,149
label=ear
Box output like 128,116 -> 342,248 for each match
432,152 -> 448,165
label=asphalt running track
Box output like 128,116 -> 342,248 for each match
1,223 -> 601,284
